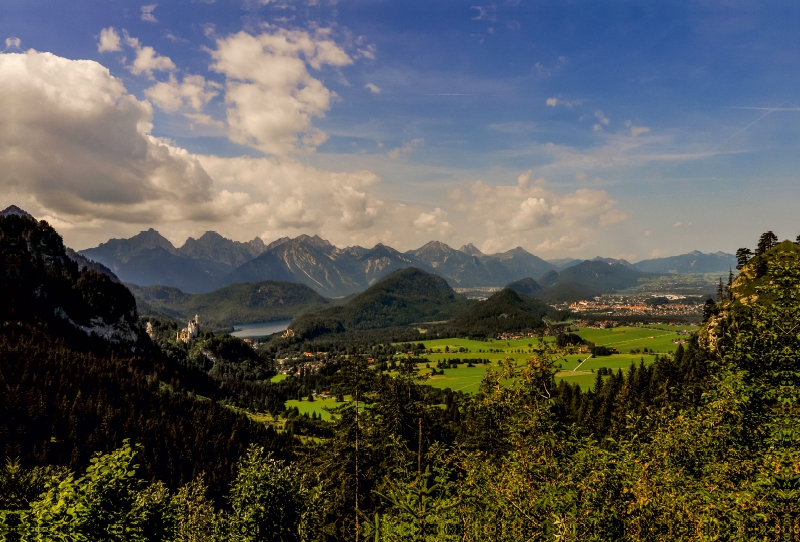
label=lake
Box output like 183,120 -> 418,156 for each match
231,319 -> 292,338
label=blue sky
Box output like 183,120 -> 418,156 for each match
3,0 -> 800,259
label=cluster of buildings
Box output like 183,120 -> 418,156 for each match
276,351 -> 329,375
496,331 -> 542,341
553,295 -> 703,319
571,320 -> 621,329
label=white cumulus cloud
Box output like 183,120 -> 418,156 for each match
5,37 -> 21,50
97,27 -> 121,52
0,50 -> 243,230
146,74 -> 219,112
125,33 -> 176,79
508,197 -> 561,231
450,176 -> 628,255
413,208 -> 451,234
365,83 -> 381,94
209,26 -> 353,157
196,155 -> 384,233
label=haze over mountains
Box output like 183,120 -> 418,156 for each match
77,226 -> 736,297
129,281 -> 331,332
633,251 -> 737,274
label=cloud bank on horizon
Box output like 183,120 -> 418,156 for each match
2,1 -> 800,259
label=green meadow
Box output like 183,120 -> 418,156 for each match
285,324 -> 701,413
408,324 -> 698,392
285,396 -> 343,420
284,394 -> 366,420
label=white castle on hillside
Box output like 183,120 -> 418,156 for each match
177,314 -> 200,343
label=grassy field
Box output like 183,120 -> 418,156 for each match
283,325 -> 700,414
407,324 -> 699,392
285,395 -> 358,420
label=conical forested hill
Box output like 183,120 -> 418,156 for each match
505,277 -> 543,296
289,267 -> 468,338
450,287 -> 556,335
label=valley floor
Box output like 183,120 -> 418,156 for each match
282,324 -> 699,416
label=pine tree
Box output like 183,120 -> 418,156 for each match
727,268 -> 734,300
755,231 -> 778,256
703,298 -> 716,320
716,277 -> 724,302
795,234 -> 800,247
736,247 -> 753,270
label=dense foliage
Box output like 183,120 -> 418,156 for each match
0,325 -> 292,503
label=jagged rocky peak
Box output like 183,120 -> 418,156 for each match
265,236 -> 291,251
367,243 -> 397,255
196,230 -> 226,242
79,228 -> 180,270
412,240 -> 457,255
264,234 -> 336,254
248,236 -> 267,252
293,234 -> 334,249
180,231 -> 266,256
180,231 -> 266,260
459,243 -> 484,257
179,231 -> 222,251
119,228 -> 178,254
1,205 -> 34,219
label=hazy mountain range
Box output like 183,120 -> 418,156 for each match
76,226 -> 737,296
632,251 -> 737,274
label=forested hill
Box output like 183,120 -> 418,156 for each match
130,280 -> 330,331
289,267 -> 469,338
505,276 -> 543,295
0,212 -> 142,352
0,212 -> 289,499
448,287 -> 557,335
